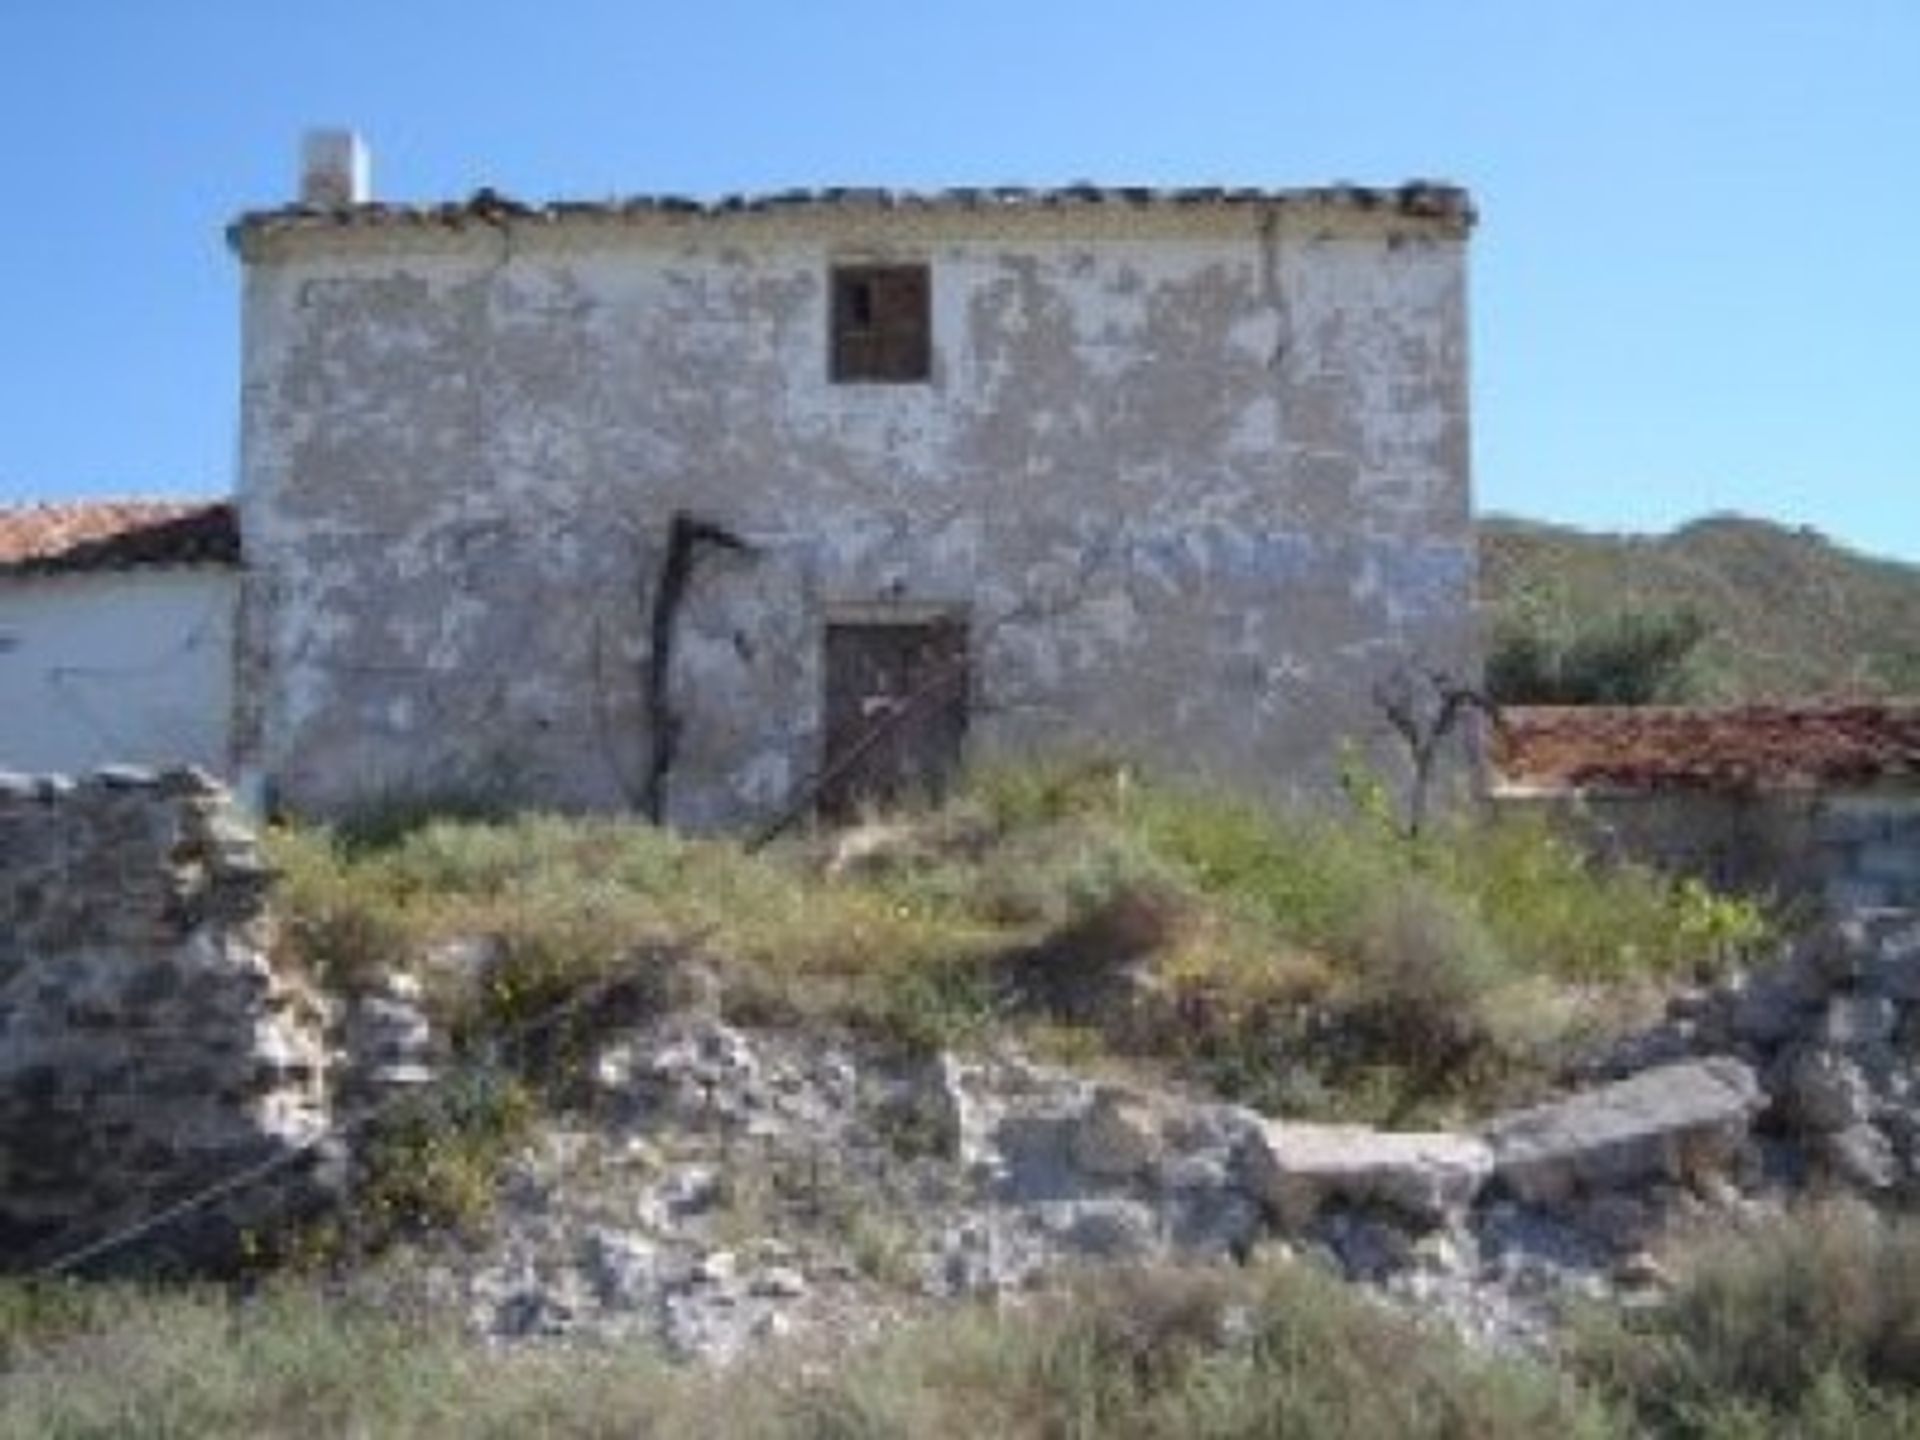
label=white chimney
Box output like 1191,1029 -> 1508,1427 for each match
300,129 -> 371,207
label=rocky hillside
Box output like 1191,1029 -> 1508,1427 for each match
11,768 -> 1920,1434
1480,513 -> 1920,700
325,894 -> 1920,1369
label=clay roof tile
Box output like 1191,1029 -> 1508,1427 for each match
1493,703 -> 1920,793
0,500 -> 239,576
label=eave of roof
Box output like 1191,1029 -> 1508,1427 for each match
0,501 -> 239,576
228,180 -> 1475,254
1491,703 -> 1920,794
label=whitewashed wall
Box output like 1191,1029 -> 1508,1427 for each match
0,569 -> 235,775
234,200 -> 1473,824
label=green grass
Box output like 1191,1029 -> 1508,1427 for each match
270,758 -> 1770,1137
271,811 -> 1008,1050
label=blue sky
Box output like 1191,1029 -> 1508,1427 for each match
2,1 -> 1914,557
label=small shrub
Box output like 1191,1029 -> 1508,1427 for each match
269,825 -> 417,994
344,1067 -> 537,1246
1335,881 -> 1515,1085
0,1262 -> 1609,1438
0,1280 -> 720,1438
967,751 -> 1140,829
806,1259 -> 1610,1438
1487,599 -> 1708,705
330,783 -> 518,856
1572,1203 -> 1920,1435
1125,784 -> 1399,949
1429,810 -> 1770,984
0,1278 -> 155,1368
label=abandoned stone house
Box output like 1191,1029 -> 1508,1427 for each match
214,133 -> 1477,829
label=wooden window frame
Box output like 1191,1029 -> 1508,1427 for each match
830,263 -> 930,384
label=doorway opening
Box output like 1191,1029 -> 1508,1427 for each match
819,608 -> 969,819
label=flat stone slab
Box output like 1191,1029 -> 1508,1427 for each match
1244,1121 -> 1493,1228
1482,1057 -> 1762,1205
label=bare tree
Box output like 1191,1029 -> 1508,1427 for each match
1371,665 -> 1500,839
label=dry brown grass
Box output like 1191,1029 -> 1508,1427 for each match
0,1259 -> 1608,1439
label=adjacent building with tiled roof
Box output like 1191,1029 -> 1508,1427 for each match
0,500 -> 238,575
1491,703 -> 1920,914
0,500 -> 238,777
1493,703 -> 1920,794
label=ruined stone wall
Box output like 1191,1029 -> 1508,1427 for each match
0,767 -> 332,1273
1496,783 -> 1920,912
1818,791 -> 1920,911
234,204 -> 1472,826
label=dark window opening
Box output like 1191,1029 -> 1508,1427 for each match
831,264 -> 930,383
846,278 -> 875,329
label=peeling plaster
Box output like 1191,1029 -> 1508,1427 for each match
235,205 -> 1473,825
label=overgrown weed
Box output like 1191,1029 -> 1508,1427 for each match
28,1204 -> 1920,1437
0,1260 -> 1606,1439
1571,1201 -> 1920,1436
271,755 -> 1772,1135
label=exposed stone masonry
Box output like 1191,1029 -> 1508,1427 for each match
0,767 -> 333,1273
1817,794 -> 1920,911
1598,907 -> 1920,1193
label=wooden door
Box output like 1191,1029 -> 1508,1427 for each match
820,617 -> 968,819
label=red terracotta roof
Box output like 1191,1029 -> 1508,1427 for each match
1493,703 -> 1920,793
0,500 -> 238,575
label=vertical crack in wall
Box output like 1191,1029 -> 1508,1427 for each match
1257,206 -> 1293,374
641,511 -> 754,823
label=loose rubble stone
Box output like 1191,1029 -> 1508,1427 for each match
582,1227 -> 660,1309
1821,1123 -> 1900,1191
1069,1087 -> 1165,1178
1244,1121 -> 1493,1228
1771,1046 -> 1873,1133
336,985 -> 441,1108
1611,1250 -> 1672,1291
1820,994 -> 1898,1053
750,1266 -> 809,1299
1866,920 -> 1920,1001
1731,970 -> 1821,1047
654,1165 -> 723,1219
1599,909 -> 1920,1209
1483,1058 -> 1763,1205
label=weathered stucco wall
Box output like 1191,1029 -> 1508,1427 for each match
1495,784 -> 1920,913
234,202 -> 1472,826
0,569 -> 235,776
